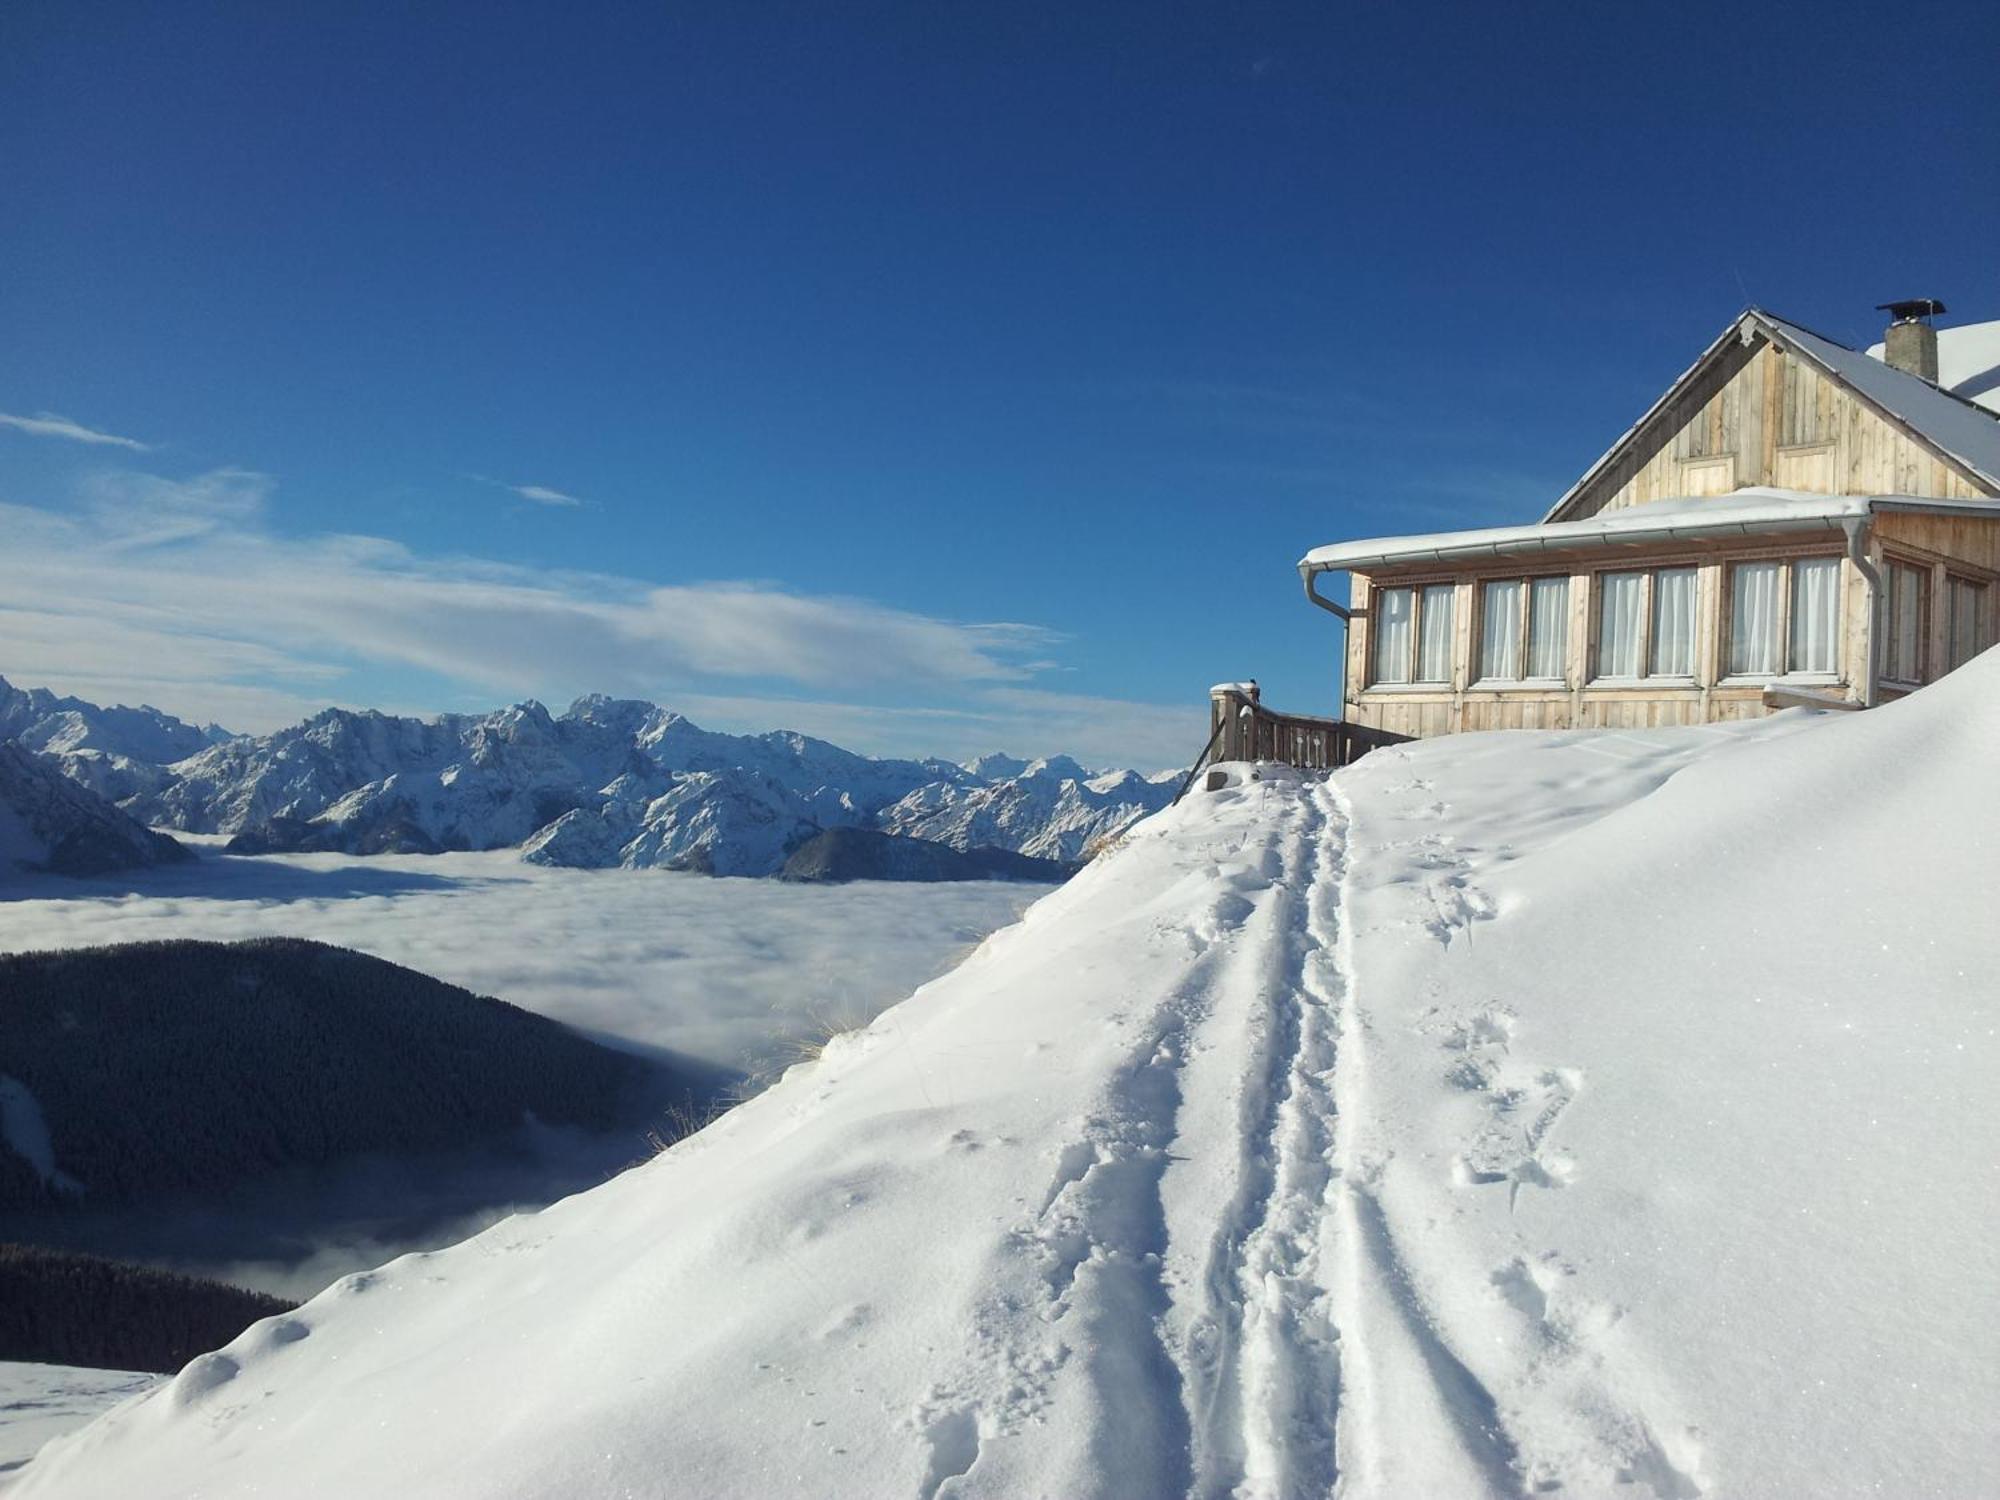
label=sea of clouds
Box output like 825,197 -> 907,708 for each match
0,840 -> 1045,1076
0,844 -> 1048,1297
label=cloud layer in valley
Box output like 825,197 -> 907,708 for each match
0,846 -> 1044,1076
0,849 -> 1046,1300
0,467 -> 1197,766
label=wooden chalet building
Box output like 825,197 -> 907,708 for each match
1289,302 -> 2000,741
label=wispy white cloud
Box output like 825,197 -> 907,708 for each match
467,473 -> 585,508
78,466 -> 273,548
510,483 -> 583,507
0,470 -> 1191,765
0,410 -> 152,451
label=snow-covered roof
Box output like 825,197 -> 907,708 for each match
1299,488 -> 1999,574
1765,313 -> 2000,494
1538,309 -> 2000,524
1865,318 -> 2000,414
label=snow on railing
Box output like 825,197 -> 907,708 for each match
1173,682 -> 1410,802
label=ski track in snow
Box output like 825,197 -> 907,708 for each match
930,771 -> 1707,1499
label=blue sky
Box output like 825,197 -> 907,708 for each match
3,2 -> 1996,766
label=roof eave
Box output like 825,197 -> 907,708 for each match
1301,512 -> 1845,576
1300,494 -> 2000,577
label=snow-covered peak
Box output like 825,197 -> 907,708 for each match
962,751 -> 1030,781
561,695 -> 667,740
1018,753 -> 1090,783
0,676 -> 222,767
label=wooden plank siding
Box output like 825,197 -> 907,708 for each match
1567,339 -> 1990,519
1343,513 -> 2000,735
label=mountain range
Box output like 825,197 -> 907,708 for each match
0,676 -> 1176,878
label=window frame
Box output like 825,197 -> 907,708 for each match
1367,579 -> 1456,689
1720,553 -> 1844,683
1588,566 -> 1699,684
1471,574 -> 1570,687
1945,572 -> 1991,674
1881,554 -> 1930,688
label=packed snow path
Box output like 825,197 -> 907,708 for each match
19,658 -> 1998,1498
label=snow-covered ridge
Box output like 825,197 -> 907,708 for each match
2,681 -> 1173,877
0,742 -> 191,880
0,676 -> 231,810
24,652 -> 1995,1497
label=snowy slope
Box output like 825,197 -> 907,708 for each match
20,658 -> 1997,1498
0,1365 -> 157,1476
0,744 -> 191,880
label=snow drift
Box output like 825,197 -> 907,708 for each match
18,652 -> 1997,1498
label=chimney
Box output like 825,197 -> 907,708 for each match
1877,298 -> 1946,383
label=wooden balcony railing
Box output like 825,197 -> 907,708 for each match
1174,681 -> 1411,803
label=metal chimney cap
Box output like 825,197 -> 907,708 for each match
1876,298 -> 1947,324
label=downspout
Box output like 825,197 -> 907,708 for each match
1842,515 -> 1881,709
1300,564 -> 1361,718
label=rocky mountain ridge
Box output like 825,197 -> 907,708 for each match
0,678 -> 1175,878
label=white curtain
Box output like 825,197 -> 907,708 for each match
1373,587 -> 1413,684
1888,563 -> 1923,682
1789,558 -> 1839,674
1598,571 -> 1644,677
1418,584 -> 1455,682
1528,577 -> 1567,679
1481,581 -> 1523,680
1730,562 -> 1781,675
1650,567 -> 1697,676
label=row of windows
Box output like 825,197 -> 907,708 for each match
1883,562 -> 1992,684
1370,560 -> 1991,688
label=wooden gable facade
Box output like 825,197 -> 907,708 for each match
1548,324 -> 1991,519
1322,310 -> 2000,739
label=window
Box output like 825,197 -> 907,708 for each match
1372,583 -> 1455,686
1883,561 -> 1927,684
1595,568 -> 1695,680
1477,576 -> 1568,682
1651,568 -> 1697,675
1728,557 -> 1840,677
1946,574 -> 1990,673
1790,558 -> 1840,673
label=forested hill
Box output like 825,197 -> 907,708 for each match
0,1243 -> 293,1373
0,938 -> 662,1210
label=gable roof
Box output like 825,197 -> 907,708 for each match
1543,309 -> 2000,522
